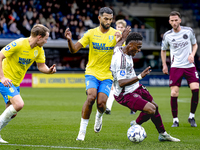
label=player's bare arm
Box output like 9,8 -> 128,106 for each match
115,26 -> 131,48
161,50 -> 168,74
0,52 -> 12,87
37,63 -> 56,74
118,66 -> 151,87
64,28 -> 83,54
188,43 -> 198,63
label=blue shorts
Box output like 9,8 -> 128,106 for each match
85,75 -> 113,97
0,82 -> 20,104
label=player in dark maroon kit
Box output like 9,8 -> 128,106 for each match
111,32 -> 180,142
161,11 -> 199,127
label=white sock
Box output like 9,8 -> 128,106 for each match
0,105 -> 17,131
173,117 -> 179,123
79,118 -> 89,133
189,113 -> 195,119
106,89 -> 115,111
96,109 -> 103,118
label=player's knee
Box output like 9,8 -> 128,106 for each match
148,105 -> 156,114
86,95 -> 96,106
171,90 -> 179,97
15,101 -> 24,111
143,102 -> 156,114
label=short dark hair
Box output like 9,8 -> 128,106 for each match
99,7 -> 113,16
169,11 -> 181,19
125,32 -> 143,45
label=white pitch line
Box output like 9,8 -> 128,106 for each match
0,143 -> 121,150
177,98 -> 190,103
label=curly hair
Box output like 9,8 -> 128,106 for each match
125,32 -> 143,45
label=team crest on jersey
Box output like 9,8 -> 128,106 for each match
11,42 -> 17,47
109,35 -> 114,42
5,45 -> 11,51
34,50 -> 38,57
183,34 -> 188,39
120,70 -> 126,76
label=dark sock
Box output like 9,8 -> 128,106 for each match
136,112 -> 151,125
171,97 -> 178,118
191,89 -> 199,114
151,108 -> 165,133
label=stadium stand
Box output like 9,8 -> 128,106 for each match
0,0 -> 200,71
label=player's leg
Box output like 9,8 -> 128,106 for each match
150,101 -> 180,142
169,68 -> 183,127
131,98 -> 180,142
94,79 -> 112,133
1,95 -> 24,129
76,75 -> 98,141
132,86 -> 156,125
77,88 -> 97,140
188,82 -> 199,127
105,85 -> 114,114
115,85 -> 155,125
128,85 -> 180,141
0,84 -> 23,143
94,92 -> 107,132
186,67 -> 199,127
170,86 -> 179,127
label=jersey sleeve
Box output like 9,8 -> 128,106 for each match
190,29 -> 197,45
161,37 -> 169,50
78,30 -> 90,48
1,41 -> 19,57
35,48 -> 45,63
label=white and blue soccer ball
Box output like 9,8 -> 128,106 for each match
127,125 -> 147,143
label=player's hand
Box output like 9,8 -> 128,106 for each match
64,28 -> 72,40
1,77 -> 12,87
122,26 -> 131,40
188,54 -> 194,63
49,64 -> 56,74
162,64 -> 168,74
141,66 -> 151,78
115,32 -> 121,43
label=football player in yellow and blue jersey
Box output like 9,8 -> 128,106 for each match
65,7 -> 130,141
0,24 -> 56,143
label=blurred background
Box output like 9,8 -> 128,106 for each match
0,0 -> 200,74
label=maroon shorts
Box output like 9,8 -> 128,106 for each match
169,67 -> 199,87
114,85 -> 153,112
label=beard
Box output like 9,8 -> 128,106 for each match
173,24 -> 180,30
101,22 -> 110,29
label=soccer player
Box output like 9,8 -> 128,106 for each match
161,11 -> 199,127
0,24 -> 56,143
65,7 -> 130,141
111,32 -> 180,142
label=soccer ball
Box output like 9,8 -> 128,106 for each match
127,125 -> 147,143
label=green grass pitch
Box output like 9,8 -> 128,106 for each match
0,87 -> 199,150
